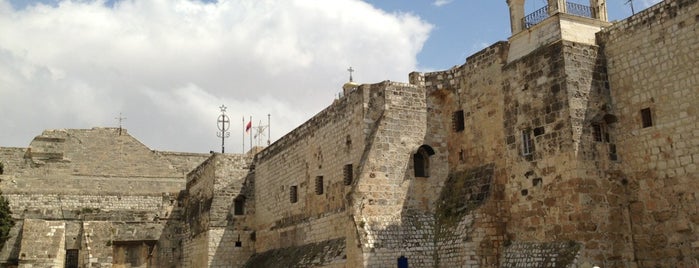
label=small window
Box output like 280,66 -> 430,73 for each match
452,110 -> 465,132
533,127 -> 545,136
641,108 -> 653,128
609,144 -> 618,161
65,249 -> 79,268
315,176 -> 324,195
235,235 -> 242,247
522,130 -> 534,156
290,186 -> 298,203
592,123 -> 603,142
343,164 -> 353,186
233,197 -> 245,215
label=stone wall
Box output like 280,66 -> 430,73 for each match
251,83 -> 373,266
0,147 -> 28,175
183,153 -> 253,267
349,81 -> 435,267
17,219 -> 66,267
599,0 -> 699,266
0,128 -> 203,267
420,41 -> 510,267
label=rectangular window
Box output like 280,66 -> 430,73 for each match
641,108 -> 653,128
315,176 -> 324,195
522,130 -> 534,156
233,198 -> 244,215
290,186 -> 298,203
592,123 -> 603,142
452,110 -> 465,132
533,127 -> 545,136
65,249 -> 79,268
343,164 -> 353,186
609,143 -> 618,161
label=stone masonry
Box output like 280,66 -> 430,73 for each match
0,0 -> 697,267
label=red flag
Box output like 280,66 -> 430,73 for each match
245,121 -> 252,133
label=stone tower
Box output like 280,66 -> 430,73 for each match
506,0 -> 610,62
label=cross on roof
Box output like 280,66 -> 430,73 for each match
347,66 -> 354,82
115,113 -> 126,135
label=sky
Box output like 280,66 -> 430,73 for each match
0,0 -> 662,154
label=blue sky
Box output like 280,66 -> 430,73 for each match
366,0 -> 659,71
0,0 -> 661,152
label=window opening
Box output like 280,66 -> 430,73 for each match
233,197 -> 245,215
609,144 -> 618,161
533,126 -> 545,136
235,234 -> 242,247
522,130 -> 534,156
290,186 -> 298,203
452,110 -> 465,132
413,145 -> 435,177
397,256 -> 409,268
641,108 -> 653,128
315,176 -> 324,195
592,123 -> 603,142
343,164 -> 353,186
65,249 -> 79,268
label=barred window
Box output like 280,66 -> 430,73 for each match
343,164 -> 353,186
315,176 -> 324,195
290,186 -> 298,203
522,130 -> 534,156
592,123 -> 603,142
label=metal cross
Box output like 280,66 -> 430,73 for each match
347,66 -> 354,82
217,105 -> 231,153
115,113 -> 126,135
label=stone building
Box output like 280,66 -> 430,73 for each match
0,0 -> 697,267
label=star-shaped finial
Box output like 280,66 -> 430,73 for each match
219,105 -> 227,113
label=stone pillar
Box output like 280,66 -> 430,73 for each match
547,0 -> 567,15
589,0 -> 608,21
507,0 -> 526,34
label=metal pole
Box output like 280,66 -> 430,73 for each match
249,116 -> 253,153
242,116 -> 245,154
267,114 -> 271,145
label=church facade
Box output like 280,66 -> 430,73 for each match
1,0 -> 697,267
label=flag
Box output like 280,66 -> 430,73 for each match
245,121 -> 252,133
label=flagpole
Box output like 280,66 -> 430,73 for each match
242,116 -> 245,154
249,116 -> 253,153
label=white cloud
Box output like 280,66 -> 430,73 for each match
432,0 -> 453,7
0,0 -> 432,153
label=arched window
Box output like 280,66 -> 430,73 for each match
413,145 -> 435,178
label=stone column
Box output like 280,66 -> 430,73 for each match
507,0 -> 526,34
547,0 -> 567,15
589,0 -> 608,21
